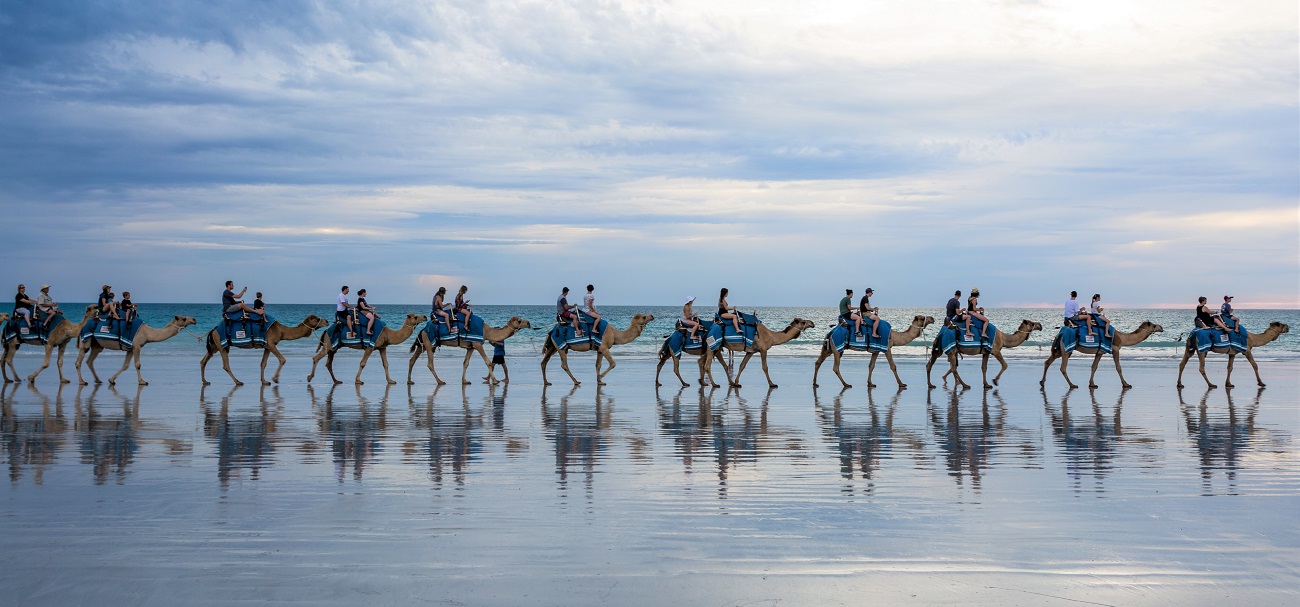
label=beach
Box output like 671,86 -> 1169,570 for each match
2,348 -> 1297,606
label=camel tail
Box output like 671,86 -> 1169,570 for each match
410,333 -> 423,354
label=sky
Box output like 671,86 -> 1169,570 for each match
1,0 -> 1296,308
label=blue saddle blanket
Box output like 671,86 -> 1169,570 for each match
828,318 -> 892,353
1192,326 -> 1247,353
2,314 -> 65,345
548,312 -> 609,349
215,313 -> 275,349
80,317 -> 145,349
328,317 -> 386,350
937,319 -> 997,354
422,312 -> 486,345
706,312 -> 759,350
663,319 -> 719,357
1056,317 -> 1114,354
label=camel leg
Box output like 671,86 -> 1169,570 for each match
557,349 -> 580,386
540,346 -> 557,386
925,348 -> 941,389
991,350 -> 1009,386
812,349 -> 828,388
1058,351 -> 1078,390
75,344 -> 90,385
474,344 -> 495,385
2,346 -> 15,382
1175,344 -> 1194,388
757,350 -> 777,389
355,348 -> 373,384
1242,350 -> 1264,387
132,349 -> 148,386
981,353 -> 992,389
219,347 -> 242,386
867,352 -> 878,388
1224,353 -> 1235,389
379,348 -> 396,385
596,348 -> 617,385
1196,351 -> 1216,389
27,343 -> 54,383
732,351 -> 755,387
1040,350 -> 1059,387
829,351 -> 850,389
461,348 -> 476,385
1087,351 -> 1104,389
324,349 -> 341,385
107,348 -> 134,385
199,344 -> 215,385
884,349 -> 906,388
1111,351 -> 1131,389
38,342 -> 71,384
947,352 -> 969,389
265,345 -> 287,385
307,336 -> 328,383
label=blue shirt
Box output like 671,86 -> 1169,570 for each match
492,342 -> 505,357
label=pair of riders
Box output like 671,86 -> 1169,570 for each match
1196,295 -> 1236,333
335,285 -> 381,336
556,285 -> 601,337
837,288 -> 881,339
223,281 -> 265,320
14,284 -> 62,330
431,285 -> 471,334
1062,291 -> 1113,338
945,288 -> 991,341
97,284 -> 137,323
676,288 -> 743,342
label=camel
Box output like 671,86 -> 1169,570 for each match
1176,321 -> 1289,389
928,319 -> 1047,390
199,314 -> 330,386
307,313 -> 427,385
406,316 -> 533,386
75,315 -> 198,386
541,313 -> 655,386
16,306 -> 101,385
654,327 -> 731,388
813,315 -> 935,389
1038,321 -> 1163,390
706,318 -> 816,388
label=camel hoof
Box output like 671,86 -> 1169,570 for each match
1208,384 -> 1218,389
680,382 -> 689,387
139,381 -> 149,386
927,384 -> 936,389
60,379 -> 70,384
598,381 -> 607,386
1257,382 -> 1266,387
1088,384 -> 1098,389
407,380 -> 415,385
387,380 -> 397,385
867,383 -> 877,388
79,381 -> 87,386
202,381 -> 211,386
1039,380 -> 1046,387
108,380 -> 115,386
1121,383 -> 1132,389
1176,383 -> 1184,389
235,381 -> 244,386
545,381 -> 554,386
898,383 -> 907,389
1224,383 -> 1234,388
261,381 -> 271,386
1068,384 -> 1078,390
992,379 -> 1000,386
984,384 -> 993,390
463,380 -> 472,385
333,380 -> 343,385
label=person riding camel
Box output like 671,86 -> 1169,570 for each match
223,281 -> 259,317
556,287 -> 576,326
35,284 -> 60,328
681,296 -> 700,341
860,287 -> 881,339
13,284 -> 37,325
454,285 -> 472,333
1090,293 -> 1113,338
98,285 -> 120,320
1196,296 -> 1230,333
839,289 -> 862,336
119,291 -> 136,323
1063,290 -> 1095,337
356,288 -> 380,336
718,287 -> 741,333
579,284 -> 601,336
337,285 -> 355,334
965,288 -> 990,341
432,287 -> 453,332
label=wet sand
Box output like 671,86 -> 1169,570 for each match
2,351 -> 1298,606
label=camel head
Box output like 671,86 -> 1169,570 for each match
1019,319 -> 1043,333
912,315 -> 936,328
506,316 -> 533,330
1268,321 -> 1290,335
630,313 -> 655,327
172,316 -> 198,328
1136,321 -> 1164,334
403,313 -> 429,326
82,304 -> 99,319
789,317 -> 816,332
303,314 -> 330,330
0,313 -> 7,323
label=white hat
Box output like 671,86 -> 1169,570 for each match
684,296 -> 696,305
40,284 -> 50,290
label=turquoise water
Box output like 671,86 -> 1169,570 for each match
21,303 -> 1300,364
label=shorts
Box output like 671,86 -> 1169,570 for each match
226,304 -> 244,314
492,354 -> 506,365
335,311 -> 350,323
15,308 -> 31,319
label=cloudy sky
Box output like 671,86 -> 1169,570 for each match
2,0 -> 1296,307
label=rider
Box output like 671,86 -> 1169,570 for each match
681,296 -> 700,341
580,284 -> 601,336
556,287 -> 576,326
718,287 -> 741,333
223,281 -> 259,317
13,284 -> 36,325
945,289 -> 965,330
35,284 -> 60,328
432,287 -> 453,331
119,291 -> 136,323
252,292 -> 266,315
454,285 -> 472,333
337,285 -> 355,333
838,289 -> 862,336
1063,290 -> 1095,337
98,285 -> 120,320
1090,293 -> 1113,338
1220,295 -> 1238,329
1196,296 -> 1230,333
860,287 -> 881,339
966,288 -> 990,341
356,288 -> 379,335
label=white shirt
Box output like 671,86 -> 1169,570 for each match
36,292 -> 55,312
1090,301 -> 1104,314
337,293 -> 349,312
1063,299 -> 1080,318
583,293 -> 596,313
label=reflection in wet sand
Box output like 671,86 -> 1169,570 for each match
1043,387 -> 1161,494
312,384 -> 389,483
541,385 -> 610,497
1179,386 -> 1279,496
926,389 -> 1039,490
813,387 -> 925,492
404,384 -> 481,488
1,383 -> 70,484
75,383 -> 144,485
201,384 -> 281,487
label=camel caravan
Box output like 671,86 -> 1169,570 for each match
1,282 -> 1292,390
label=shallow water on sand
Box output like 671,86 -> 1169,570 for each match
1,355 -> 1297,606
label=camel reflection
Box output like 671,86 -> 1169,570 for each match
1,382 -> 70,484
541,384 -> 613,496
74,383 -> 143,485
1179,386 -> 1271,495
813,387 -> 924,490
404,384 -> 482,488
1043,387 -> 1160,494
926,389 -> 1038,490
311,383 -> 389,483
200,384 -> 282,488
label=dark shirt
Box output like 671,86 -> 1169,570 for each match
253,298 -> 265,311
98,292 -> 113,313
14,293 -> 32,313
859,295 -> 872,314
357,297 -> 369,311
945,297 -> 960,320
120,298 -> 134,314
492,342 -> 505,357
1196,305 -> 1217,327
968,296 -> 979,312
455,294 -> 467,310
222,289 -> 237,308
1221,302 -> 1233,316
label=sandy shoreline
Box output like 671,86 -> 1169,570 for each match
2,354 -> 1297,606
